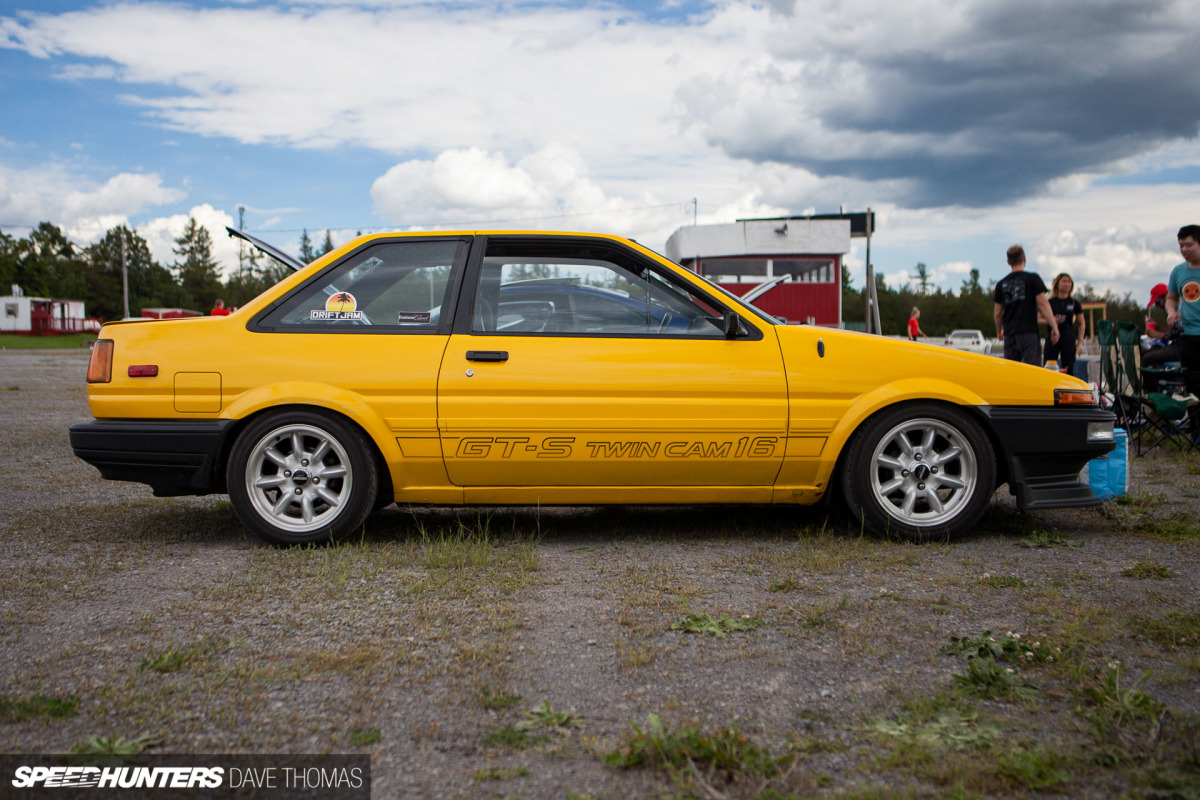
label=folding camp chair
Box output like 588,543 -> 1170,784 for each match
1114,320 -> 1198,455
1096,319 -> 1138,432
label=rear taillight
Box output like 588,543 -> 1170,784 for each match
86,340 -> 113,383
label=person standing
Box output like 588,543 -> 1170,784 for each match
1164,225 -> 1200,393
210,298 -> 230,316
907,307 -> 927,341
993,244 -> 1059,365
1043,273 -> 1085,373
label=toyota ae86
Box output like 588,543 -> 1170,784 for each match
70,230 -> 1115,545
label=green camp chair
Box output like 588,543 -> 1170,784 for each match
1115,319 -> 1197,454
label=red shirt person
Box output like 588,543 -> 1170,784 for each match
210,299 -> 231,316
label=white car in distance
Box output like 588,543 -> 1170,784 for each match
943,329 -> 991,354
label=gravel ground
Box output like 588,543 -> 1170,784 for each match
1,349 -> 1198,799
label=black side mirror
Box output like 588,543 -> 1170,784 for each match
722,311 -> 742,339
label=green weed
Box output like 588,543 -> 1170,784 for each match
474,765 -> 530,781
605,713 -> 791,784
0,693 -> 79,722
994,746 -> 1072,790
1121,561 -> 1174,579
952,657 -> 1040,702
477,689 -> 523,711
1019,530 -> 1081,549
481,726 -> 548,750
671,612 -> 763,638
978,574 -> 1026,589
73,734 -> 161,755
348,728 -> 380,746
1136,611 -> 1200,650
943,631 -> 1050,665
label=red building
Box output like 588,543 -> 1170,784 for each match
665,215 -> 857,327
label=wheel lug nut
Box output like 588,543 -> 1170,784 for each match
915,453 -> 923,461
901,470 -> 909,477
931,467 -> 938,473
294,487 -> 303,495
301,459 -> 309,467
313,477 -> 319,484
284,470 -> 291,478
918,483 -> 926,490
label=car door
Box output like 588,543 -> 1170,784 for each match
436,236 -> 789,497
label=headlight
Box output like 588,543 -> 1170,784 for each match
1087,421 -> 1115,443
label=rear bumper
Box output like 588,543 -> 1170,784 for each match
978,406 -> 1116,509
69,419 -> 235,495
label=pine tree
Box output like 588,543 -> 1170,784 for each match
320,230 -> 335,256
298,229 -> 316,263
173,218 -> 223,310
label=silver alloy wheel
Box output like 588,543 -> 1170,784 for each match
243,423 -> 353,533
868,416 -> 978,528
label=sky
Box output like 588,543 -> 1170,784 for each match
1,0 -> 1198,303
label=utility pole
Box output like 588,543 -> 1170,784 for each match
120,227 -> 130,320
237,205 -> 246,277
693,198 -> 698,226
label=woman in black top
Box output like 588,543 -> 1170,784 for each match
1043,273 -> 1085,373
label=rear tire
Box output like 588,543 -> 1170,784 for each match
840,403 -> 995,540
228,409 -> 377,546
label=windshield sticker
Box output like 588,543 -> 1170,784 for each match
397,312 -> 432,324
310,292 -> 362,321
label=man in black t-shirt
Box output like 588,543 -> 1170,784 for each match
993,244 -> 1059,365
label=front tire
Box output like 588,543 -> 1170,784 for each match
840,403 -> 995,540
228,410 -> 377,545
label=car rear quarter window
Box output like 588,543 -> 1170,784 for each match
256,239 -> 467,332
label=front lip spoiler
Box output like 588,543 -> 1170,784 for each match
976,405 -> 1116,509
69,419 -> 237,495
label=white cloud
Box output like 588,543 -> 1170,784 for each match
139,204 -> 238,278
371,144 -> 786,251
0,163 -> 184,232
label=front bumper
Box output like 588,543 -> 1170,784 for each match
977,406 -> 1117,509
69,419 -> 236,496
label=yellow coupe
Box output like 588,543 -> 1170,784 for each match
70,230 -> 1114,544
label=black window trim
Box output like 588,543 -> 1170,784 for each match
248,234 -> 473,335
451,234 -> 766,342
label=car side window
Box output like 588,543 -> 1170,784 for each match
257,240 -> 467,332
472,247 -> 726,337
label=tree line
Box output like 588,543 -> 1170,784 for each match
0,220 -> 336,321
1,220 -> 1155,333
840,263 -> 1153,339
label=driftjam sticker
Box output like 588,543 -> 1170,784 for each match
397,312 -> 432,324
311,292 -> 363,321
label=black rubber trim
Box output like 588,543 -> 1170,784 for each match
69,419 -> 237,495
975,405 -> 1116,509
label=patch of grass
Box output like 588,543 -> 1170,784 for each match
943,631 -> 1050,665
474,765 -> 530,781
138,636 -> 226,673
73,734 -> 161,755
477,689 -> 522,711
1136,611 -> 1200,650
1117,490 -> 1168,508
1074,661 -> 1166,766
977,574 -> 1027,589
952,657 -> 1040,703
769,577 -> 799,592
670,612 -> 763,638
481,726 -> 548,750
615,639 -> 658,670
864,708 -> 1001,755
348,728 -> 380,746
994,746 -> 1072,791
1019,530 -> 1081,549
1121,561 -> 1174,579
0,333 -> 95,350
0,693 -> 79,722
604,713 -> 792,787
518,699 -> 582,732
